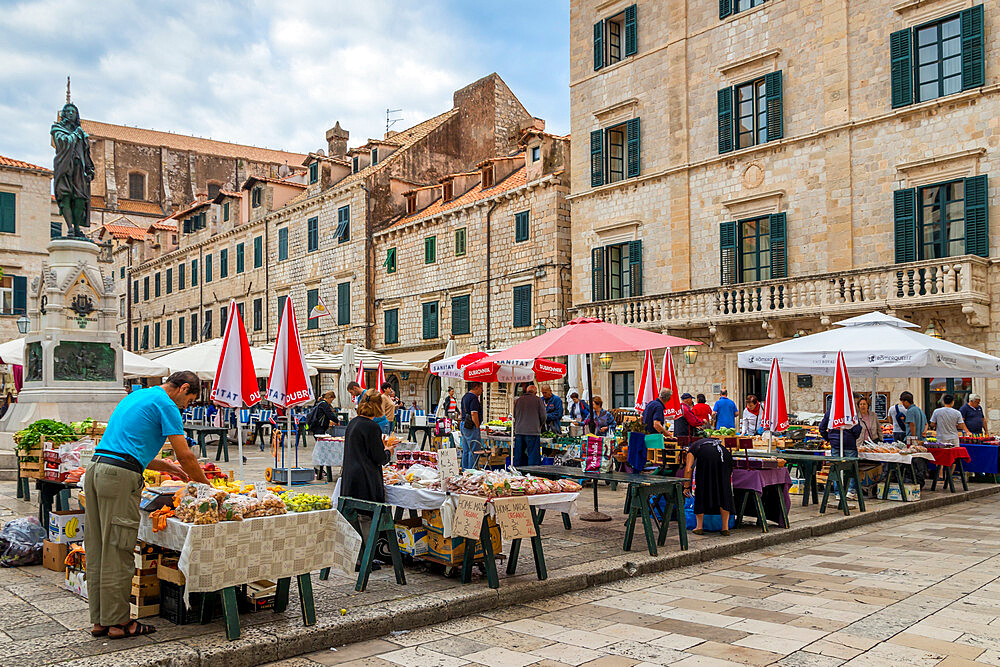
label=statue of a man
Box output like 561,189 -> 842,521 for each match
51,101 -> 94,238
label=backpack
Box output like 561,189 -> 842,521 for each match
304,402 -> 325,432
890,404 -> 907,432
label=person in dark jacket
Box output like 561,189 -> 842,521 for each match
819,409 -> 864,457
341,390 -> 397,504
540,385 -> 563,433
682,438 -> 734,536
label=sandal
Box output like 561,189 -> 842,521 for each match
720,529 -> 730,536
109,620 -> 156,639
91,626 -> 109,637
692,528 -> 704,535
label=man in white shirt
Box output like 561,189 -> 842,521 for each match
929,394 -> 971,445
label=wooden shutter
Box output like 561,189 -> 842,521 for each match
337,283 -> 350,324
626,118 -> 641,178
624,5 -> 637,56
592,247 -> 606,301
278,295 -> 287,327
890,28 -> 913,108
12,276 -> 25,315
893,188 -> 917,263
307,289 -> 319,329
0,192 -> 16,234
593,20 -> 604,70
236,243 -> 244,273
720,0 -> 733,20
764,71 -> 783,142
720,221 -> 738,285
166,268 -> 172,294
515,211 -> 529,242
628,240 -> 643,296
590,130 -> 604,187
452,296 -> 470,335
142,326 -> 149,350
718,87 -> 734,154
423,302 -> 438,339
385,309 -> 398,344
769,213 -> 788,279
183,218 -> 191,234
178,263 -> 185,290
965,175 -> 989,258
961,4 -> 985,90
513,286 -> 531,328
254,236 -> 262,267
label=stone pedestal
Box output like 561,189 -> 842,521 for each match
1,239 -> 124,438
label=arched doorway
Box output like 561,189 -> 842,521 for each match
426,375 -> 440,415
387,374 -> 400,399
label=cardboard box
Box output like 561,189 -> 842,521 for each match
880,482 -> 920,502
43,540 -> 70,572
425,522 -> 501,565
395,518 -> 429,557
421,509 -> 445,534
48,510 -> 85,543
858,463 -> 883,489
65,566 -> 87,598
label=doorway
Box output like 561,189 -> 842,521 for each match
426,374 -> 441,415
924,377 -> 972,415
742,369 -> 768,403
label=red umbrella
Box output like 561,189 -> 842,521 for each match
267,297 -> 314,477
831,350 -> 857,457
462,357 -> 566,383
635,350 -> 658,411
376,360 -> 386,392
761,357 -> 788,433
489,317 -> 701,360
211,299 -> 261,479
659,349 -> 683,420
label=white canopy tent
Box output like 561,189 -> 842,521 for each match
259,344 -> 422,373
156,338 -> 317,381
0,337 -> 170,378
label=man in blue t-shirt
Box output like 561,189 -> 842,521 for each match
960,394 -> 987,435
459,382 -> 484,469
85,371 -> 208,640
712,390 -> 739,430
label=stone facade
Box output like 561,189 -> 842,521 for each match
570,0 -> 1000,425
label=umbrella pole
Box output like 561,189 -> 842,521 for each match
287,412 -> 292,487
237,416 -> 244,481
839,426 -> 844,458
580,352 -> 611,523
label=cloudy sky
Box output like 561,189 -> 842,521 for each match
0,0 -> 570,167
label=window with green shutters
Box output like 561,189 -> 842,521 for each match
385,247 -> 396,273
309,161 -> 318,184
219,248 -> 228,278
0,191 -> 15,233
590,118 -> 640,186
191,313 -> 198,342
278,227 -> 288,260
455,228 -> 466,256
422,301 -> 439,339
133,328 -> 139,351
143,276 -> 149,300
253,236 -> 263,268
514,211 -> 530,243
891,5 -> 984,108
166,320 -> 172,347
178,262 -> 185,290
593,4 -> 637,71
154,322 -> 161,348
425,236 -> 436,264
252,298 -> 261,331
236,243 -> 245,273
7,275 -> 25,315
178,316 -> 185,344
154,272 -> 161,297
452,295 -> 470,335
894,176 -> 989,262
191,258 -> 198,286
142,325 -> 149,350
513,285 -> 532,328
385,308 -> 399,344
718,71 -> 782,153
277,295 -> 287,327
223,202 -> 230,222
307,217 -> 319,252
337,282 -> 350,325
307,288 -> 319,330
133,280 -> 139,303
720,0 -> 766,20
336,206 -> 350,243
205,253 -> 213,282
719,213 -> 787,285
204,310 -> 213,339
166,268 -> 172,294
591,241 -> 643,301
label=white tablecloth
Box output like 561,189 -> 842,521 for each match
138,509 -> 361,603
859,451 -> 935,464
312,437 -> 344,467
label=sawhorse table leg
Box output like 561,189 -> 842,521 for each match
461,516 -> 499,589
215,433 -> 229,462
506,506 -> 547,581
219,586 -> 240,641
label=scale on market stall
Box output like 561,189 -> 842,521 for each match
139,486 -> 178,512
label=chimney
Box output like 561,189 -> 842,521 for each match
326,122 -> 349,159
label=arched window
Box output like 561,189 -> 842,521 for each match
128,172 -> 146,200
207,182 -> 221,199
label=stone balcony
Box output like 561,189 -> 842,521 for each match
574,256 -> 992,332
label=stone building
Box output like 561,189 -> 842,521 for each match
373,127 -> 571,409
569,1 -> 998,422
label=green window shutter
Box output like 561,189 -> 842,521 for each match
336,206 -> 350,243
769,213 -> 788,279
764,71 -> 783,142
385,247 -> 396,273
718,87 -> 734,153
223,202 -> 230,221
425,237 -> 436,263
236,243 -> 244,273
720,0 -> 733,20
0,191 -> 15,233
893,188 -> 917,263
179,317 -> 184,343
309,161 -> 318,184
155,272 -> 161,297
192,259 -> 198,286
452,295 -> 470,336
890,28 -> 913,108
592,247 -> 606,301
961,4 -> 985,90
220,249 -> 228,278
278,228 -> 288,260
142,325 -> 149,350
205,254 -> 213,282
455,228 -> 466,256
965,175 -> 989,258
337,283 -> 350,325
254,236 -> 262,267
154,322 -> 160,348
628,240 -> 643,296
624,5 -> 637,56
12,276 -> 26,315
277,295 -> 287,327
513,285 -> 532,328
720,221 -> 738,285
515,211 -> 530,242
178,263 -> 185,290
385,309 -> 398,344
307,289 -> 319,330
166,268 -> 172,294
626,118 -> 641,178
166,320 -> 172,346
422,302 -> 438,339
590,130 -> 604,187
593,20 -> 604,70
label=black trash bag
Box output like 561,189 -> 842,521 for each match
0,517 -> 47,567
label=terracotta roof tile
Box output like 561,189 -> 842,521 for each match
81,120 -> 306,166
241,175 -> 307,190
117,199 -> 164,215
0,154 -> 51,174
90,195 -> 106,209
390,164 -> 528,229
101,222 -> 148,241
148,220 -> 177,231
173,199 -> 212,219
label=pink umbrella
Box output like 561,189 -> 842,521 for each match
462,357 -> 566,383
660,349 -> 683,420
831,350 -> 857,457
376,360 -> 386,392
761,357 -> 789,441
635,350 -> 658,411
489,317 -> 701,360
267,298 -> 314,478
211,299 -> 261,478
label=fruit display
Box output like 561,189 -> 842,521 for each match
280,491 -> 333,512
14,419 -> 77,451
702,428 -> 738,436
395,450 -> 437,469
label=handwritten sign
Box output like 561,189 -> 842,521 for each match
438,447 -> 460,483
254,481 -> 270,496
493,496 -> 536,539
451,494 -> 486,539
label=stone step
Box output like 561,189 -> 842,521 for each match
0,451 -> 17,480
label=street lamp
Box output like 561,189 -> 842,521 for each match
598,352 -> 613,369
925,321 -> 942,339
533,319 -> 546,337
16,314 -> 29,335
683,345 -> 699,365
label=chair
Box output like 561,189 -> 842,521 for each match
238,409 -> 251,426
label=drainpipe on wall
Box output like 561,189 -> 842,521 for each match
485,201 -> 498,349
360,183 -> 373,350
265,216 -> 270,342
125,241 -> 132,351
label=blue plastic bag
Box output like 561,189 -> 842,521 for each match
651,495 -> 734,531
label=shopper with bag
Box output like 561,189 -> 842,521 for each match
681,438 -> 734,536
513,383 -> 547,467
586,396 -> 615,436
459,383 -> 483,469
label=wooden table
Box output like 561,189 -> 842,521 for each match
519,465 -> 687,556
183,425 -> 230,462
766,452 -> 866,516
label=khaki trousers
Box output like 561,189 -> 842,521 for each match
83,461 -> 144,626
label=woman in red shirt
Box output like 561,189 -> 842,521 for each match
692,393 -> 712,424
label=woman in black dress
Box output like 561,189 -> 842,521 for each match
682,438 -> 734,536
341,390 -> 397,503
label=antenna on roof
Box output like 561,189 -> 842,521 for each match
386,108 -> 403,134
66,76 -> 71,103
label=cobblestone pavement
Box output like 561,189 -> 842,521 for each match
0,445 -> 997,665
273,494 -> 1000,667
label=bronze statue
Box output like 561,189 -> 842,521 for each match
51,78 -> 94,238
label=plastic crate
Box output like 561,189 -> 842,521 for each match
159,580 -> 217,625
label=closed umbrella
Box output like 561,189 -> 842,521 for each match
659,349 -> 684,420
266,298 -> 314,482
354,359 -> 366,400
830,351 -> 857,457
376,360 -> 386,393
760,357 -> 789,452
635,350 -> 658,411
210,299 -> 261,479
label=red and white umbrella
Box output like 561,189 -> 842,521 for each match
376,360 -> 386,393
635,350 -> 658,411
266,297 -> 314,477
354,358 -> 366,402
429,352 -> 489,378
659,349 -> 684,420
462,357 -> 566,383
760,357 -> 789,433
211,299 -> 261,478
830,350 -> 857,457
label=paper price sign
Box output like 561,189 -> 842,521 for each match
254,481 -> 270,496
438,448 -> 460,483
492,496 -> 536,539
451,494 -> 486,539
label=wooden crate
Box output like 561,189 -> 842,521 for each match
132,574 -> 160,598
17,446 -> 44,479
130,601 -> 160,619
134,551 -> 159,570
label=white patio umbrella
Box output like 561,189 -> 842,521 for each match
0,337 -> 169,378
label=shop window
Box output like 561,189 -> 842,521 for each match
611,371 -> 635,409
593,4 -> 637,70
591,241 -> 643,300
720,214 -> 787,285
924,377 -> 973,414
